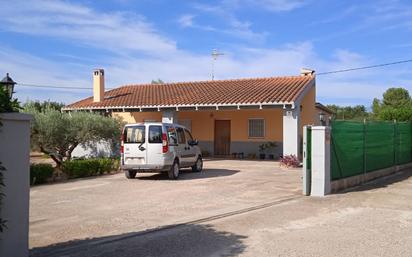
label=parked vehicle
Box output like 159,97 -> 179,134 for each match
121,122 -> 203,179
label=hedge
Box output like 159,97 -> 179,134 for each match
62,158 -> 119,179
30,163 -> 54,185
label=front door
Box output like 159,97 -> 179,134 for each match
214,120 -> 231,156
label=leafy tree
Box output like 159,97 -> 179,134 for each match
382,88 -> 411,108
23,100 -> 64,112
0,87 -> 20,113
151,79 -> 164,84
24,106 -> 123,168
0,87 -> 20,233
326,104 -> 369,120
372,87 -> 412,121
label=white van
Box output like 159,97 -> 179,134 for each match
121,122 -> 203,179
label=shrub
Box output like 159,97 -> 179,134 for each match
280,155 -> 300,168
62,158 -> 119,179
30,164 -> 54,185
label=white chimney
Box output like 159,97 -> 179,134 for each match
300,68 -> 315,77
93,69 -> 105,102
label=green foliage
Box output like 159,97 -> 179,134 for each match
258,142 -> 278,153
382,88 -> 411,108
0,162 -> 6,232
23,100 -> 64,112
326,104 -> 369,120
373,87 -> 412,121
24,105 -> 124,167
151,79 -> 164,84
0,87 -> 20,113
0,88 -> 20,233
62,158 -> 119,178
30,164 -> 54,185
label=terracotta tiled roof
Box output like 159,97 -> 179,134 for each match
64,75 -> 315,110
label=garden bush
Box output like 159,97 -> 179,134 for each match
279,154 -> 300,168
30,163 -> 54,185
62,158 -> 119,179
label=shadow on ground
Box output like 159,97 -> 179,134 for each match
136,168 -> 240,180
30,224 -> 247,257
338,170 -> 412,194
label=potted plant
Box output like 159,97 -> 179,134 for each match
258,143 -> 266,159
259,142 -> 278,160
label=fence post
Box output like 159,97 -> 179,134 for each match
394,120 -> 397,166
363,119 -> 367,175
310,126 -> 331,196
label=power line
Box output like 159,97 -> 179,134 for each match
317,59 -> 412,75
13,58 -> 412,90
17,83 -> 115,90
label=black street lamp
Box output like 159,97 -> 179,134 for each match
0,73 -> 16,99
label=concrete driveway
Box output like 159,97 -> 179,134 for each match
29,159 -> 301,250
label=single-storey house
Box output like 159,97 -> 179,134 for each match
64,68 -> 325,159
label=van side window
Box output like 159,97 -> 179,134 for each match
124,126 -> 145,143
149,126 -> 162,143
184,129 -> 193,142
166,125 -> 178,145
176,127 -> 186,145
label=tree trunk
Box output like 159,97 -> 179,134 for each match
66,143 -> 79,161
39,145 -> 62,168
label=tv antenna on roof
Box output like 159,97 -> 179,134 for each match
211,49 -> 224,80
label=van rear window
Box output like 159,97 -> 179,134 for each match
124,126 -> 145,143
149,126 -> 162,143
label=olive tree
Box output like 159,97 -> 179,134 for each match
25,104 -> 123,168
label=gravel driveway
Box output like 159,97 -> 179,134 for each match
29,159 -> 301,249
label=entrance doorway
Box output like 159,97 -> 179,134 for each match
214,120 -> 231,156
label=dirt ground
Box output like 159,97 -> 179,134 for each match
30,160 -> 412,257
29,159 -> 301,249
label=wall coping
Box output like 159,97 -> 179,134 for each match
0,113 -> 33,121
331,162 -> 412,193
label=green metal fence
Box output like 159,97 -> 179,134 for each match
331,120 -> 412,180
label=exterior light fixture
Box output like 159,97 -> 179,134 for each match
0,73 -> 16,99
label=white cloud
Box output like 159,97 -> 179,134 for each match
250,0 -> 307,12
0,0 -> 176,56
2,0 -> 410,107
177,14 -> 195,28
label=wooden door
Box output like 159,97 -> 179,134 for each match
214,120 -> 231,156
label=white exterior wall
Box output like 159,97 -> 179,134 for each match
0,113 -> 32,257
71,140 -> 112,158
162,110 -> 177,124
282,106 -> 300,158
310,126 -> 331,196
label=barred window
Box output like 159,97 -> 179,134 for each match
248,119 -> 265,138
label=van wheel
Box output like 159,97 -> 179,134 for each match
168,161 -> 179,180
125,170 -> 137,179
192,157 -> 203,172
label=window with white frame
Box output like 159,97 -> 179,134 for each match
248,119 -> 265,138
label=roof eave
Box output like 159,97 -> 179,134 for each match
62,102 -> 295,112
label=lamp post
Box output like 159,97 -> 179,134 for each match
0,73 -> 16,99
319,112 -> 326,126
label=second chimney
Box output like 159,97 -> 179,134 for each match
300,68 -> 315,77
93,69 -> 105,102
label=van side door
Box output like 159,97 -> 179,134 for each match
176,126 -> 190,166
184,128 -> 197,165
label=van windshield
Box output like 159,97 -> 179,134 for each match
124,126 -> 145,143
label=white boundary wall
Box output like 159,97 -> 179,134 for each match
310,126 -> 331,196
0,113 -> 32,257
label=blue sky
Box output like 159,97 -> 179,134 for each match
1,0 -> 412,107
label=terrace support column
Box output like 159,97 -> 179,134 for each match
283,106 -> 300,159
162,110 -> 178,124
